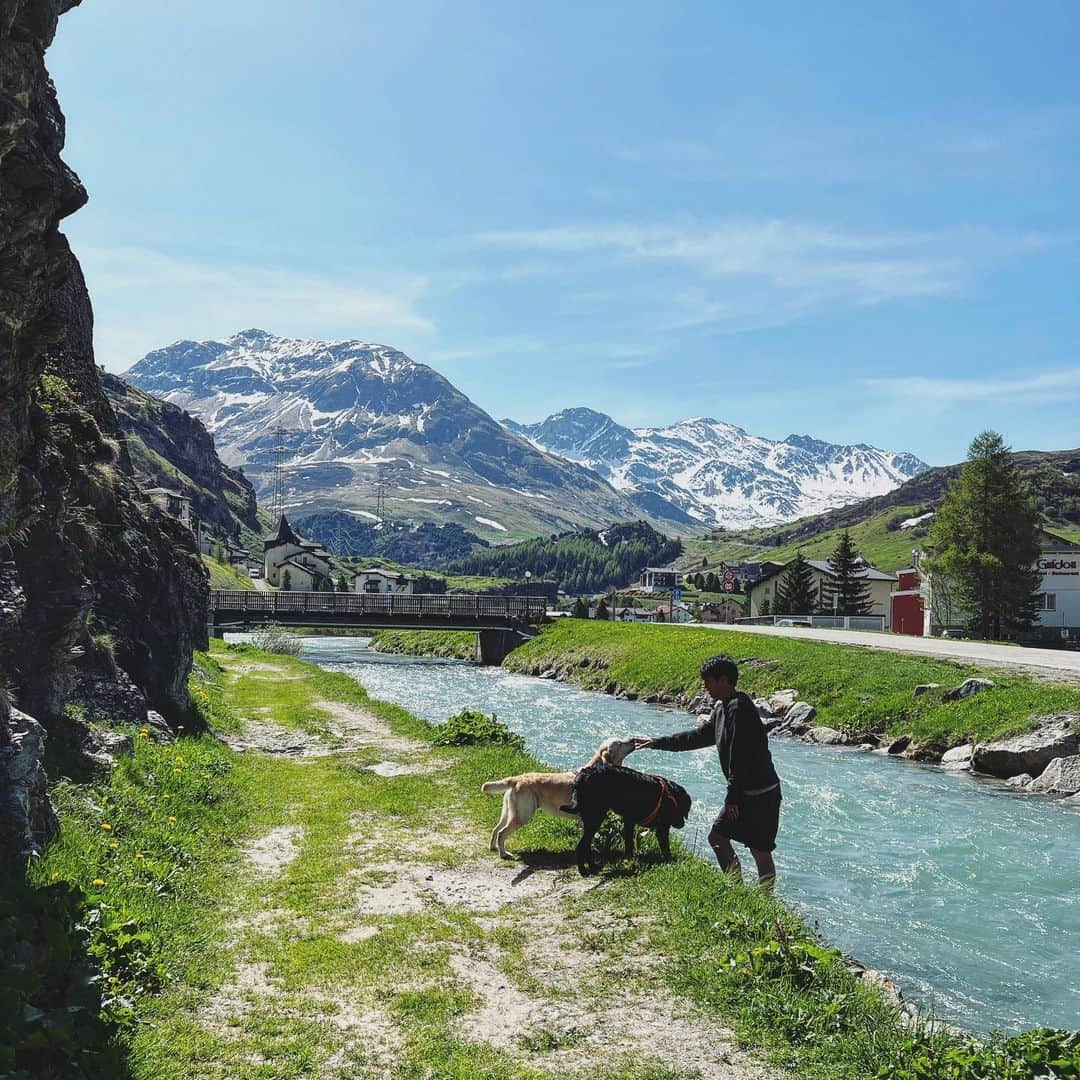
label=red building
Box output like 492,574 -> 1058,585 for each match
890,566 -> 925,636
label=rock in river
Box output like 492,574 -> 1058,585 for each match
782,701 -> 816,733
767,689 -> 798,716
1027,755 -> 1080,797
971,715 -> 1079,779
941,744 -> 974,770
806,726 -> 847,745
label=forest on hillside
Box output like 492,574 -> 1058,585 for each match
447,521 -> 682,594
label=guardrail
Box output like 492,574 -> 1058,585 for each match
736,614 -> 886,632
210,590 -> 548,623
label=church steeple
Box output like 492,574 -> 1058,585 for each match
264,513 -> 301,550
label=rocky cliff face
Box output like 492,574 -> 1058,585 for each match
102,371 -> 262,543
0,0 -> 208,858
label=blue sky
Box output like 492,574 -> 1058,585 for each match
50,1 -> 1080,464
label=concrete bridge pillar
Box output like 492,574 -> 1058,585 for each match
476,628 -> 520,666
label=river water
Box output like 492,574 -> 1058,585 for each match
265,635 -> 1080,1035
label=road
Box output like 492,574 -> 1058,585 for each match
684,622 -> 1080,682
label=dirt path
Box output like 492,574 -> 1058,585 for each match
208,655 -> 777,1079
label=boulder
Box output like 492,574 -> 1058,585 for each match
767,689 -> 798,716
1066,793 -> 1080,807
144,710 -> 175,743
886,735 -> 911,755
763,718 -> 784,735
940,744 -> 973,770
783,702 -> 816,733
0,708 -> 58,857
943,678 -> 994,703
1006,773 -> 1033,789
806,726 -> 847,745
754,698 -> 775,719
903,742 -> 944,764
971,716 -> 1079,779
1027,754 -> 1080,797
913,684 -> 941,698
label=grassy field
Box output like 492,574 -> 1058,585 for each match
202,554 -> 256,591
369,628 -> 478,660
503,620 -> 1080,748
9,642 -> 1078,1078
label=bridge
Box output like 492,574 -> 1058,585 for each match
208,590 -> 549,664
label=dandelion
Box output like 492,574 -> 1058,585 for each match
139,728 -> 150,739
101,822 -> 112,831
135,852 -> 144,861
173,767 -> 182,774
92,878 -> 105,886
109,840 -> 119,849
167,815 -> 177,825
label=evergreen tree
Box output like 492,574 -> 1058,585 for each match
701,557 -> 709,568
571,597 -> 588,619
281,569 -> 292,591
595,597 -> 610,620
704,571 -> 719,592
759,596 -> 771,616
775,551 -> 817,614
927,430 -> 1042,639
822,532 -> 873,615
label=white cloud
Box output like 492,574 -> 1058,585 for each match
865,368 -> 1080,405
76,246 -> 434,371
471,218 -> 975,324
427,337 -> 546,363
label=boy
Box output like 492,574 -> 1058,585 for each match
633,654 -> 781,887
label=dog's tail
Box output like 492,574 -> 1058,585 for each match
481,779 -> 515,795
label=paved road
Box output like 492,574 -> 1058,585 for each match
683,622 -> 1080,681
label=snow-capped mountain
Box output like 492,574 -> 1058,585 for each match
504,408 -> 928,528
124,331 -> 643,538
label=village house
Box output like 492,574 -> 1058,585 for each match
638,567 -> 680,592
263,514 -> 333,590
352,567 -> 414,595
747,558 -> 896,619
654,602 -> 694,624
617,606 -> 657,623
700,597 -> 747,624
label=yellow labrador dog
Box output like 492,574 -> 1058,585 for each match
482,736 -> 636,859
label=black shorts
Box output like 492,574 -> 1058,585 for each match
710,786 -> 782,853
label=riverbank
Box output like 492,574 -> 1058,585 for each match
502,621 -> 1080,749
369,628 -> 477,661
11,640 -> 1079,1078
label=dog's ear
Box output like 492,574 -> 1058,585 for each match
599,746 -> 612,764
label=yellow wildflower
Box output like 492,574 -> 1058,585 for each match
167,815 -> 177,823
92,878 -> 105,886
101,822 -> 112,831
109,840 -> 119,849
135,852 -> 144,860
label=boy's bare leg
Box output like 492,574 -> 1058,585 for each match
708,829 -> 742,883
750,848 -> 776,890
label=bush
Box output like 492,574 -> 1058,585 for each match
876,1028 -> 1080,1079
431,709 -> 526,751
249,623 -> 304,657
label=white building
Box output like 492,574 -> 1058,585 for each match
1034,541 -> 1080,639
748,558 -> 896,619
352,567 -> 414,595
263,515 -> 333,590
638,567 -> 680,592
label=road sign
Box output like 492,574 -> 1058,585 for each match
722,572 -> 735,591
673,589 -> 682,602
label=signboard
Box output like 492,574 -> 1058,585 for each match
1038,558 -> 1079,577
722,572 -> 736,591
673,589 -> 682,602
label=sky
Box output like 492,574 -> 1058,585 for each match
49,1 -> 1080,465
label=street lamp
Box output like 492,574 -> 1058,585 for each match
523,569 -> 532,597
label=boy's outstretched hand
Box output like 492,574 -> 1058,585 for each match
630,736 -> 653,750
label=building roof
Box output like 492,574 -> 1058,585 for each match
751,558 -> 896,588
641,567 -> 679,574
618,606 -> 656,617
352,566 -> 413,580
264,514 -> 302,550
280,558 -> 319,576
143,486 -> 190,501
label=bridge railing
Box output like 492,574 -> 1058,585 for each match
210,590 -> 548,623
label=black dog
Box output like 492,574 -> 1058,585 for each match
561,763 -> 692,876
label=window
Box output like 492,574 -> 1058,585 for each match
1036,593 -> 1057,611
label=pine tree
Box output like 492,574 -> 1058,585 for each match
571,597 -> 588,619
927,430 -> 1042,639
822,531 -> 873,615
595,598 -> 610,620
775,551 -> 817,615
281,569 -> 292,591
759,596 -> 771,616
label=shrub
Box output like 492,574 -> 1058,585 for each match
875,1027 -> 1080,1079
249,623 -> 304,657
431,709 -> 526,751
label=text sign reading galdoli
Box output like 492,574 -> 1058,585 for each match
1038,559 -> 1080,577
